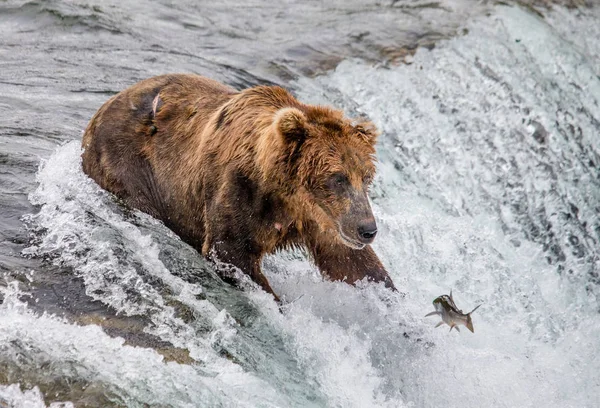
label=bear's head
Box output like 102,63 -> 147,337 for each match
272,106 -> 380,249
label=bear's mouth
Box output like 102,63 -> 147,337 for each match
337,227 -> 366,250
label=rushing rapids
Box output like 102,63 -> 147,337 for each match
0,1 -> 599,407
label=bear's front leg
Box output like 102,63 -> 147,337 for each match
208,239 -> 280,302
308,237 -> 396,290
202,199 -> 280,301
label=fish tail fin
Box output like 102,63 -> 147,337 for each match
466,305 -> 481,333
466,319 -> 474,333
425,311 -> 439,317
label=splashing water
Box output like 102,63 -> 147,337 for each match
6,3 -> 600,408
289,4 -> 600,406
0,382 -> 73,408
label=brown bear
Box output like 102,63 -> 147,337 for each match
81,74 -> 395,300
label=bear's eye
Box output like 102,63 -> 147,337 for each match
328,173 -> 348,189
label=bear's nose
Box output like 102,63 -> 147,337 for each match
357,221 -> 378,244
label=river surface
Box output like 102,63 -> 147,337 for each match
1,1 -> 599,407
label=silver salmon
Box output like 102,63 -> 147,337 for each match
425,290 -> 481,333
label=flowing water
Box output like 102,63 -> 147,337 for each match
1,1 -> 599,407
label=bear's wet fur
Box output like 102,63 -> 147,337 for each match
82,74 -> 395,300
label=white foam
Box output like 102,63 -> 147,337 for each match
20,143 -> 294,407
0,280 -> 294,407
283,4 -> 600,407
0,383 -> 73,408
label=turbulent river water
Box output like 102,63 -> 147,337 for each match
1,1 -> 599,407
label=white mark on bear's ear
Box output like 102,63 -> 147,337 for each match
275,107 -> 307,143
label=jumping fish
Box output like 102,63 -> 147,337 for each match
425,290 -> 481,333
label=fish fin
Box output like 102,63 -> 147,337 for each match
455,326 -> 460,333
435,321 -> 444,328
450,289 -> 454,302
469,304 -> 482,315
425,311 -> 439,317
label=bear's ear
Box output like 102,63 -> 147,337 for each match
275,107 -> 307,143
354,120 -> 380,145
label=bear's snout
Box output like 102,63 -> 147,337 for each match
357,220 -> 378,244
337,189 -> 378,248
